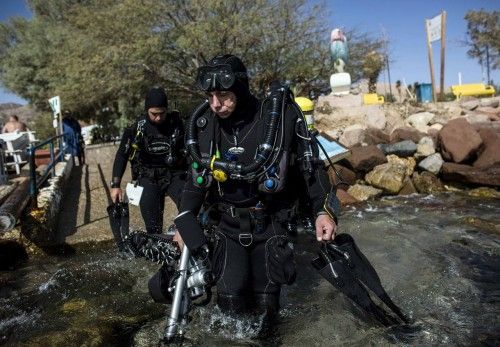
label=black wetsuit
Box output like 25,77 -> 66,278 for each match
112,112 -> 187,234
179,94 -> 337,313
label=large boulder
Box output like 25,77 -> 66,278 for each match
347,184 -> 383,201
344,145 -> 387,174
441,162 -> 500,187
474,128 -> 500,168
365,162 -> 407,194
412,171 -> 445,194
438,118 -> 483,163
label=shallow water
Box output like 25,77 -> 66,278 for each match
1,192 -> 499,346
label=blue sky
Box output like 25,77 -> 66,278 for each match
0,0 -> 499,104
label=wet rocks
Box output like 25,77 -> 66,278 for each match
315,94 -> 500,203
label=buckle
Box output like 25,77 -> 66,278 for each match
238,233 -> 253,247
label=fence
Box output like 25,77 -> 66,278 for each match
27,134 -> 67,207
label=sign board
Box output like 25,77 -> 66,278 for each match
316,135 -> 351,164
48,96 -> 61,115
426,14 -> 441,42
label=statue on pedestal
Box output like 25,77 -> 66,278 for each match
329,28 -> 351,95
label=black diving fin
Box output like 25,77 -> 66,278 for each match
107,202 -> 130,253
312,233 -> 409,326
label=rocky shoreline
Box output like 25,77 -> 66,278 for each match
314,94 -> 500,204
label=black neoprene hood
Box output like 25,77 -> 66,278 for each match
145,87 -> 168,111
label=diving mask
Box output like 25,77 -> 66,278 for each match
196,64 -> 247,91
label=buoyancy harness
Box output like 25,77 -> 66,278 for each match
127,112 -> 184,180
187,82 -> 315,194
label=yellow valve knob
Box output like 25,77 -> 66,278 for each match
295,97 -> 314,112
213,169 -> 228,182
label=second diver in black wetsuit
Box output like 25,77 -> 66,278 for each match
173,54 -> 340,316
110,87 -> 187,236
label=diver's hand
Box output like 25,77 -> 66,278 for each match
315,214 -> 337,241
111,188 -> 122,203
173,231 -> 184,250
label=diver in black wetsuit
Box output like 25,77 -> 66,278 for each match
173,54 -> 339,316
110,87 -> 187,235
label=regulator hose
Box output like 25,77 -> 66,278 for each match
186,100 -> 210,166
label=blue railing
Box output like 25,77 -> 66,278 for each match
27,134 -> 67,207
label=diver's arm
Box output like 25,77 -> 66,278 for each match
173,170 -> 208,250
110,127 -> 134,202
289,105 -> 339,240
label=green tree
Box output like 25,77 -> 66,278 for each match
1,0 -> 383,129
464,10 -> 499,83
363,51 -> 384,93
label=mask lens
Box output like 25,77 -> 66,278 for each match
218,69 -> 235,89
197,67 -> 214,91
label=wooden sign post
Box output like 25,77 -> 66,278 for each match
425,11 -> 446,102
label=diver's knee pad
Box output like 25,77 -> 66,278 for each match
253,293 -> 280,316
217,293 -> 250,315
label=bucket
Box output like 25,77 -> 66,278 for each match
416,83 -> 433,103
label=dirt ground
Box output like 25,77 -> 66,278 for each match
55,143 -> 178,245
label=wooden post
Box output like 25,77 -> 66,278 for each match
426,19 -> 437,102
439,11 -> 447,100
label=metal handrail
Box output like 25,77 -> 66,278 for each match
27,134 -> 67,207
